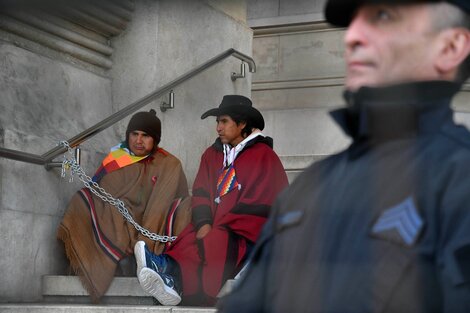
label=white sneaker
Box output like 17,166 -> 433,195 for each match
138,267 -> 182,306
134,241 -> 147,275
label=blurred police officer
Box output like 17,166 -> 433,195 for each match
218,0 -> 470,312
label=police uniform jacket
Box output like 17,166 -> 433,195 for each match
218,81 -> 470,313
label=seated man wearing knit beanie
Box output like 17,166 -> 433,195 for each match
57,109 -> 192,303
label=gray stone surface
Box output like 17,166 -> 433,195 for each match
252,28 -> 345,82
0,208 -> 67,302
279,154 -> 327,171
248,3 -> 359,177
0,1 -> 133,70
42,276 -> 154,305
452,87 -> 470,112
205,0 -> 247,23
0,42 -> 115,142
247,0 -> 325,19
0,304 -> 216,313
279,154 -> 328,182
250,20 -> 350,165
110,0 -> 252,187
253,83 -> 345,111
454,111 -> 470,128
262,107 -> 350,157
42,276 -> 147,297
0,38 -> 116,302
279,0 -> 323,17
247,0 -> 279,20
277,30 -> 345,80
247,0 -> 326,26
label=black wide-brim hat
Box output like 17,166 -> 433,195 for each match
201,95 -> 265,130
325,0 -> 470,27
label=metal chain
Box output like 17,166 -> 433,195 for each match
59,141 -> 177,243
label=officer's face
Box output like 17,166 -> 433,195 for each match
128,130 -> 154,156
344,4 -> 440,91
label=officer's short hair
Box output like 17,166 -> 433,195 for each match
431,3 -> 470,82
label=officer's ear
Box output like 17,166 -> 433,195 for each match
434,27 -> 470,77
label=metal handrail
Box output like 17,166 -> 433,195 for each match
0,48 -> 256,167
0,147 -> 46,165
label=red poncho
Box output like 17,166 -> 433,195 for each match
165,136 -> 288,305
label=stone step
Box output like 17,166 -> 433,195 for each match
40,276 -> 226,312
0,304 -> 216,313
42,275 -> 235,304
43,275 -> 236,302
42,276 -> 154,305
279,154 -> 328,182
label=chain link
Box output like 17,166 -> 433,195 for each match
60,141 -> 177,243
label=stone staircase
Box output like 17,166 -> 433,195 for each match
0,276 -> 217,313
0,304 -> 216,313
42,276 -> 155,305
0,155 -> 321,313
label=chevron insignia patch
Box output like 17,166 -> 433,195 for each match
371,196 -> 424,247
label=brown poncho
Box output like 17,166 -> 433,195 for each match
57,148 -> 191,302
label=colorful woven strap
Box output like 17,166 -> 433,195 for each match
92,145 -> 148,182
215,164 -> 240,203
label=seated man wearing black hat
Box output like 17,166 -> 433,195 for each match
218,1 -> 470,313
134,95 -> 288,306
58,109 -> 191,303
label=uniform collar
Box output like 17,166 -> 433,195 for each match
330,81 -> 460,158
331,81 -> 459,141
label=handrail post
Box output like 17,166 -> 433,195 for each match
44,146 -> 81,170
160,90 -> 175,112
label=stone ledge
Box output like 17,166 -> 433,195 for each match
279,154 -> 328,171
253,77 -> 345,91
248,13 -> 324,29
43,276 -> 146,297
42,276 -> 154,305
0,304 -> 216,313
279,154 -> 329,183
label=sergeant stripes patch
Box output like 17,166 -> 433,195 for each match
371,196 -> 424,246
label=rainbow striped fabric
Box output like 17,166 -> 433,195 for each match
215,164 -> 240,203
92,143 -> 148,182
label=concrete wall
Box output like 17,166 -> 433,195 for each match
206,0 -> 247,23
247,0 -> 324,27
252,26 -> 350,157
247,0 -> 470,181
110,0 -> 252,187
0,0 -> 252,302
247,0 -> 351,175
0,39 -> 117,302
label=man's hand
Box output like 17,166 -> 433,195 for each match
196,224 -> 212,239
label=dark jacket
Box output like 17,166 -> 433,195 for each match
218,81 -> 470,313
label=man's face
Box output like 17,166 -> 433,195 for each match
216,115 -> 246,147
344,4 -> 440,91
128,130 -> 154,156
